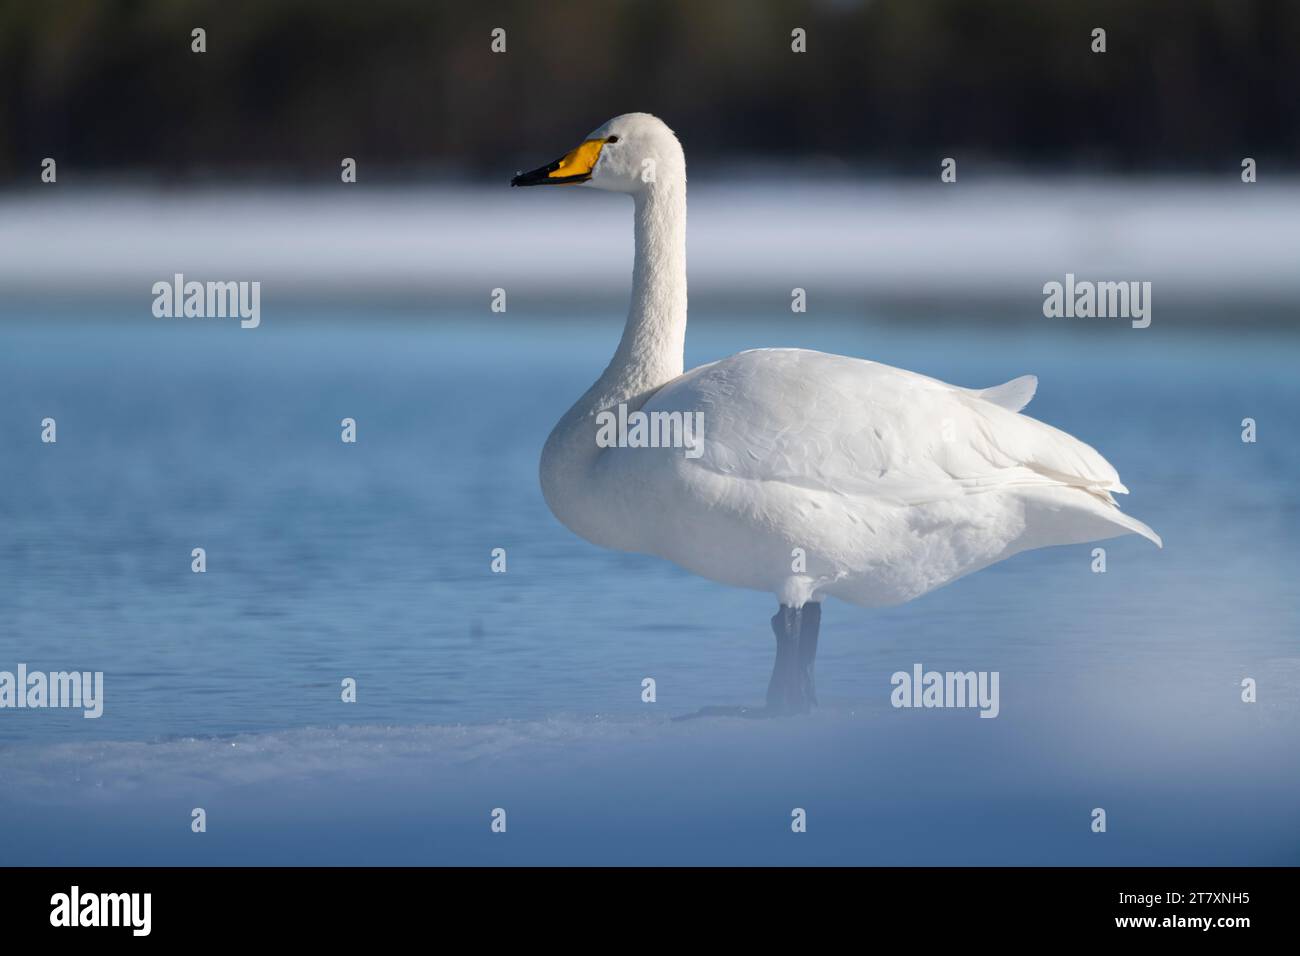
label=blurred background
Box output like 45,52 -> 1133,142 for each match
1,0 -> 1298,309
3,0 -> 1298,176
0,1 -> 1297,865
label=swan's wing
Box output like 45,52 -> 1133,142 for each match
968,374 -> 1037,412
644,348 -> 1139,513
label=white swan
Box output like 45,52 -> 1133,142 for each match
513,113 -> 1160,715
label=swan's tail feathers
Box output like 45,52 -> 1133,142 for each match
975,375 -> 1038,412
1106,507 -> 1163,549
960,397 -> 1162,550
1015,486 -> 1164,554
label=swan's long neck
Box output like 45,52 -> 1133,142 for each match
609,182 -> 688,396
562,180 -> 687,416
540,180 -> 687,543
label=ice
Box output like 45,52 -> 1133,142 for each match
3,179 -> 1297,305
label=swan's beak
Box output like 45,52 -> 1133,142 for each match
511,138 -> 607,186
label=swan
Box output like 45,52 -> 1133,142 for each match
512,113 -> 1161,716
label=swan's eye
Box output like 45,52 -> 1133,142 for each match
605,136 -> 620,144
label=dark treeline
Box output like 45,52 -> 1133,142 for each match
1,0 -> 1295,180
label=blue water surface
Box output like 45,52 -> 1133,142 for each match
0,304 -> 1296,864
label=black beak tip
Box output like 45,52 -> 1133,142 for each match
512,167 -> 544,187
511,158 -> 563,188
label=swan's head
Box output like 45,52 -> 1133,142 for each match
511,112 -> 684,195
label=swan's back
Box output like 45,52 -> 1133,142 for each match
597,348 -> 1159,607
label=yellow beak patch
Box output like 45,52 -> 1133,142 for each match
549,138 -> 607,179
512,137 -> 609,187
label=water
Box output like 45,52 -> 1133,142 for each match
1,305 -> 1297,864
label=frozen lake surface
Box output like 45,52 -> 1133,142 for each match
0,296 -> 1297,864
3,179 -> 1298,305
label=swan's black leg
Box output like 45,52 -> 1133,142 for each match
767,605 -> 799,712
767,602 -> 820,715
799,601 -> 820,707
672,602 -> 821,720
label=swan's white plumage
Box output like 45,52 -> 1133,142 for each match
647,352 -> 1123,507
529,113 -> 1159,611
596,348 -> 1159,607
972,374 -> 1037,412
